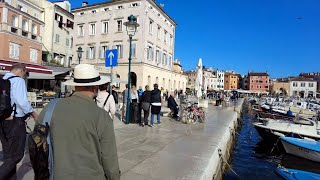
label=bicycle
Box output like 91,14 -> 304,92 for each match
184,103 -> 207,123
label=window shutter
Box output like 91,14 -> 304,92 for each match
99,46 -> 102,58
86,47 -> 90,59
93,47 -> 96,59
16,45 -> 20,58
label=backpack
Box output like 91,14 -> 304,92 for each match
28,99 -> 59,180
0,76 -> 18,120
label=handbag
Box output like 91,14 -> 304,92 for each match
141,102 -> 150,111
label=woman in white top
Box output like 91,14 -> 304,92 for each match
96,83 -> 116,119
130,85 -> 139,123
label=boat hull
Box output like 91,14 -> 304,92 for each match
281,140 -> 320,163
275,167 -> 320,180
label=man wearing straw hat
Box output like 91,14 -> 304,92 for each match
38,64 -> 120,180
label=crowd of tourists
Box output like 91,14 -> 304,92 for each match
0,63 -> 184,180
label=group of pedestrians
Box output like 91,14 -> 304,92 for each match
121,83 -> 163,127
0,63 -> 120,180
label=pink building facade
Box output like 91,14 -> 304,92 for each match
248,72 -> 269,92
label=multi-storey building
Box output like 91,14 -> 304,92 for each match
72,0 -> 186,91
212,70 -> 224,90
241,75 -> 248,90
224,71 -> 238,90
300,72 -> 320,97
270,78 -> 290,95
0,0 -> 44,68
248,72 -> 269,92
42,0 -> 74,67
289,77 -> 317,98
185,70 -> 196,90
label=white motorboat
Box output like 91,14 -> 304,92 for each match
253,118 -> 320,143
281,137 -> 320,163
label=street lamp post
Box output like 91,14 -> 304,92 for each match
77,46 -> 83,64
124,15 -> 139,124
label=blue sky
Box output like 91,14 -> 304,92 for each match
61,0 -> 320,78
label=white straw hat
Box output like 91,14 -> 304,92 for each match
64,64 -> 109,86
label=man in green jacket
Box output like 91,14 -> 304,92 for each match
38,64 -> 120,180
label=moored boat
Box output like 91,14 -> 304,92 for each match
275,166 -> 320,180
281,137 -> 320,163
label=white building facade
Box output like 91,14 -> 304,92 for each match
72,0 -> 187,91
289,77 -> 317,98
42,0 -> 74,67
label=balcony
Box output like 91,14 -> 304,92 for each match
11,26 -> 18,33
22,30 -> 28,37
31,34 -> 37,40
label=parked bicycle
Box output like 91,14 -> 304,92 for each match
183,103 -> 207,123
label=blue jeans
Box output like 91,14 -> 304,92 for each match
151,114 -> 160,125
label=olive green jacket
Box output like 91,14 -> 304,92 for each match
39,92 -> 120,180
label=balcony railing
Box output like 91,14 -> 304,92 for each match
0,23 -> 42,43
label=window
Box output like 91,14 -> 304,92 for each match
293,82 -> 297,87
117,20 -> 122,32
30,24 -> 37,35
78,25 -> 84,36
309,83 -> 314,87
66,38 -> 69,46
115,45 -> 123,58
102,21 -> 108,34
169,55 -> 172,67
12,15 -> 18,27
132,3 -> 139,7
104,8 -> 110,12
55,34 -> 60,43
118,5 -> 123,9
86,46 -> 96,59
164,30 -> 168,43
301,82 -> 305,87
170,35 -> 173,46
156,49 -> 160,63
147,46 -> 154,61
157,25 -> 161,38
9,43 -> 20,59
22,20 -> 28,32
89,23 -> 96,35
80,12 -> 84,16
162,53 -> 166,64
149,19 -> 153,33
30,48 -> 38,63
92,10 -> 96,14
99,45 -> 108,58
131,43 -> 136,58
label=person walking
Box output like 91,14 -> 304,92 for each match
130,85 -> 139,124
0,63 -> 39,180
150,84 -> 162,126
121,84 -> 129,122
111,85 -> 119,105
96,83 -> 116,120
141,85 -> 152,126
38,64 -> 120,180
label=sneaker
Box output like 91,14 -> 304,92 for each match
148,124 -> 153,127
157,122 -> 161,125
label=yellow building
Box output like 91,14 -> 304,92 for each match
224,72 -> 238,90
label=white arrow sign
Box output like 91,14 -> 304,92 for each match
108,51 -> 114,66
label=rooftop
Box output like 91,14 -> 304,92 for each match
248,72 -> 269,76
290,77 -> 316,82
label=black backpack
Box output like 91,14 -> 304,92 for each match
0,76 -> 18,120
28,99 -> 59,180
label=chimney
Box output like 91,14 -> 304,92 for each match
82,2 -> 88,7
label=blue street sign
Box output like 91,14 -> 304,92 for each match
105,49 -> 118,67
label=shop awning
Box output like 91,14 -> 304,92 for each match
0,60 -> 53,74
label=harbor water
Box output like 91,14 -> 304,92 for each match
223,103 -> 320,179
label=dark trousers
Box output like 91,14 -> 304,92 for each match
143,107 -> 150,125
130,102 -> 139,123
171,107 -> 179,118
0,117 -> 27,180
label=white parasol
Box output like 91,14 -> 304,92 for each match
195,58 -> 203,99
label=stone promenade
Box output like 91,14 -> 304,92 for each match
0,99 -> 243,180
